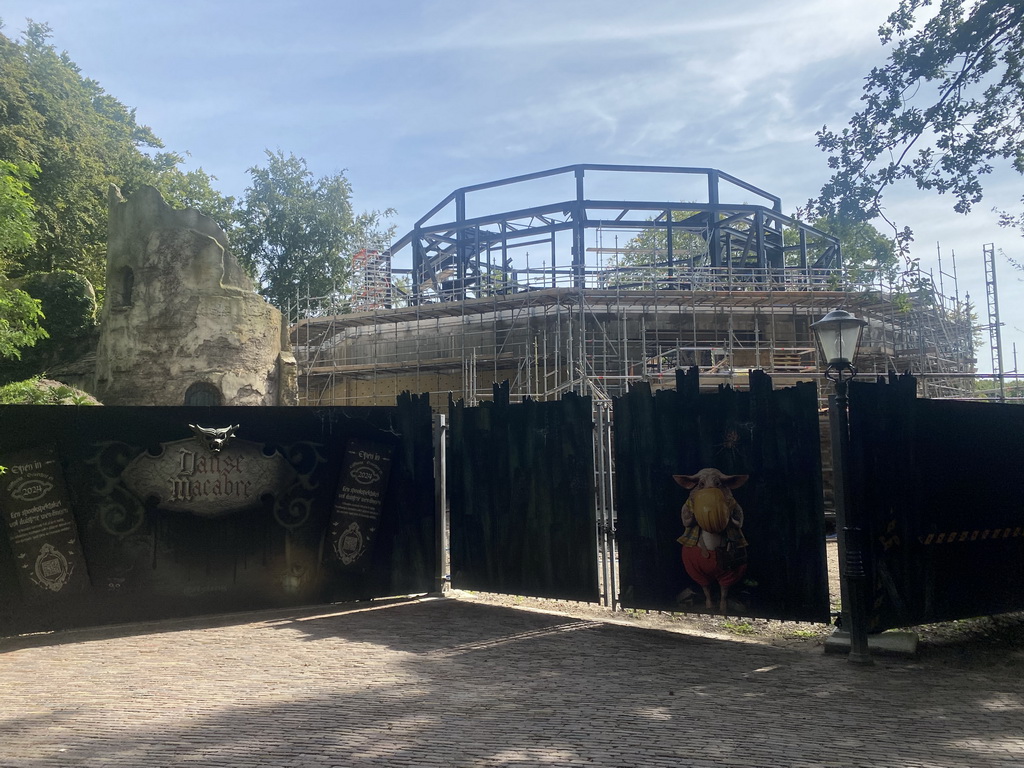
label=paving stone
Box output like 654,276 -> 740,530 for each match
0,599 -> 1021,767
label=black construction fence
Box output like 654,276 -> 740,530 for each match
613,369 -> 831,623
848,375 -> 1024,631
4,372 -> 1022,640
0,394 -> 435,636
447,383 -> 599,602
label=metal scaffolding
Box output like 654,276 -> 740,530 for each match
350,249 -> 393,312
290,166 -> 978,407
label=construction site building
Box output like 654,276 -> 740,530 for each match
291,165 -> 976,407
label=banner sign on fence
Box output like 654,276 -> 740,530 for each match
0,445 -> 90,600
119,435 -> 297,517
328,439 -> 394,571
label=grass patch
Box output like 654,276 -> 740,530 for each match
722,621 -> 755,635
0,376 -> 100,405
787,628 -> 822,639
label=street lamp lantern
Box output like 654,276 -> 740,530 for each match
811,309 -> 867,379
814,308 -> 874,665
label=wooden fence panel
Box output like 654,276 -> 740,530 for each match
614,369 -> 829,622
0,396 -> 435,636
448,388 -> 599,602
849,377 -> 1024,629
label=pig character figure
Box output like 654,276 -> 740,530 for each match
674,468 -> 749,614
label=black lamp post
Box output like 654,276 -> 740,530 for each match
812,310 -> 873,665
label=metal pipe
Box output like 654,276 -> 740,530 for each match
433,413 -> 449,596
830,378 -> 873,664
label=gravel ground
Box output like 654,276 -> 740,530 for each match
459,539 -> 1024,670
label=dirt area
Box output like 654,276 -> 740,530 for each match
456,539 -> 1024,669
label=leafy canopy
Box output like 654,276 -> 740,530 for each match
0,20 -> 235,290
605,212 -> 707,287
790,215 -> 900,286
0,159 -> 38,260
234,149 -> 394,312
812,0 -> 1024,240
0,21 -> 390,322
0,279 -> 46,361
0,270 -> 97,383
0,159 -> 46,361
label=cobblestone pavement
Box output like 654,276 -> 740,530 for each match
1,597 -> 1022,768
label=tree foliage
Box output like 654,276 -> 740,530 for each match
0,270 -> 97,383
613,212 -> 898,291
0,159 -> 38,261
0,21 -> 389,325
151,162 -> 237,236
0,278 -> 45,361
791,215 -> 900,286
234,150 -> 394,311
812,0 -> 1024,240
0,20 -> 235,290
0,157 -> 45,361
605,212 -> 708,287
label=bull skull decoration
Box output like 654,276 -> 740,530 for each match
189,423 -> 240,453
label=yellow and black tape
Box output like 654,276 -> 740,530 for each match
919,527 -> 1024,545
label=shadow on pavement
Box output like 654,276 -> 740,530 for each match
1,597 -> 1021,767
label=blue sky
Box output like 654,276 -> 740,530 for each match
3,0 -> 1023,373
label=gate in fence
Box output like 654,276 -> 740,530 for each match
612,369 -> 830,622
447,384 -> 600,603
445,370 -> 831,623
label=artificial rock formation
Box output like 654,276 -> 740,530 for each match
93,185 -> 296,406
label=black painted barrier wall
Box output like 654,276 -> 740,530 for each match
0,394 -> 435,636
614,369 -> 830,622
448,386 -> 599,602
848,376 -> 1024,630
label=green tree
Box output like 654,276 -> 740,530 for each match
0,278 -> 45,361
789,215 -> 900,286
1,270 -> 97,383
606,211 -> 707,287
0,159 -> 45,361
234,150 -> 394,311
0,21 -> 166,285
812,0 -> 1024,241
123,148 -> 237,236
0,159 -> 38,259
152,162 -> 237,236
0,21 -> 234,292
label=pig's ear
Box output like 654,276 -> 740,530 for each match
723,474 -> 749,489
673,474 -> 698,489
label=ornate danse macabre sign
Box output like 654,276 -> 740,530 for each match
120,430 -> 297,517
0,445 -> 90,599
327,439 -> 393,571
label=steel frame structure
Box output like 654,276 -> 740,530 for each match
385,164 -> 841,303
291,165 -> 977,409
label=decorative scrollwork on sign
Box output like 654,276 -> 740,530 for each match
279,441 -> 329,491
97,488 -> 147,536
83,442 -> 148,536
274,496 -> 313,530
